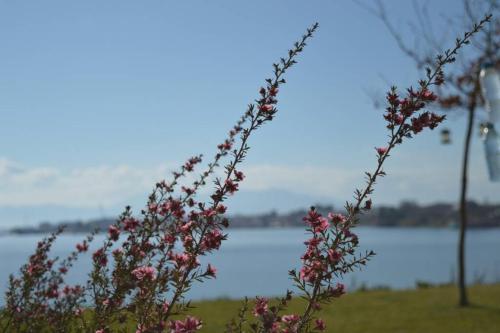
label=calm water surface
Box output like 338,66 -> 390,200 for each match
1,227 -> 499,302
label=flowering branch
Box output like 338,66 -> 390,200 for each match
243,14 -> 491,333
1,21 -> 319,332
157,22 -> 319,332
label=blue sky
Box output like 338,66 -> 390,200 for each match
0,0 -> 498,228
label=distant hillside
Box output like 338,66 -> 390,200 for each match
8,201 -> 500,234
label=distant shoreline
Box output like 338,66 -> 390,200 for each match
4,201 -> 500,235
4,222 -> 500,237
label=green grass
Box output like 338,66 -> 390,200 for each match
3,284 -> 499,332
188,284 -> 500,332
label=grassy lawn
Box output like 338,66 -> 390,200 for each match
3,284 -> 498,332
188,284 -> 500,332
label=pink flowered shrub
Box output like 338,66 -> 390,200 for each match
1,15 -> 491,333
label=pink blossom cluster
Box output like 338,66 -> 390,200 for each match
45,23 -> 316,333
131,266 -> 157,281
242,18 -> 488,332
385,86 -> 444,135
298,209 -> 356,284
3,229 -> 94,332
249,295 -> 326,333
169,316 -> 202,333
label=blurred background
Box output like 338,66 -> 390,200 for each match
0,0 -> 499,320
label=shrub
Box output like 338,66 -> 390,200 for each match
1,15 -> 491,333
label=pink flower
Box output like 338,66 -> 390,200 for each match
234,170 -> 245,181
303,209 -> 330,233
411,114 -> 427,133
343,228 -> 358,241
327,249 -> 342,263
184,162 -> 194,172
253,297 -> 269,316
92,248 -> 108,266
282,314 -> 300,324
259,104 -> 273,112
299,263 -> 321,283
216,204 -> 227,214
217,140 -> 232,151
162,301 -> 170,313
201,229 -> 224,251
399,98 -> 418,116
200,208 -> 217,218
179,221 -> 195,234
181,186 -> 194,195
76,242 -> 88,253
315,217 -> 329,232
328,212 -> 347,224
206,264 -> 217,277
386,91 -> 399,105
329,283 -> 346,298
364,199 -> 372,210
63,286 -> 71,295
47,287 -> 59,299
420,88 -> 437,102
270,322 -> 281,333
183,235 -> 193,248
225,179 -> 239,195
26,263 -> 37,276
315,318 -> 326,331
112,248 -> 123,257
169,316 -> 202,333
132,266 -> 157,281
172,252 -> 192,269
376,146 -> 388,156
269,86 -> 279,96
148,203 -> 158,213
123,218 -> 140,232
165,199 -> 185,219
108,225 -> 120,241
164,233 -> 176,245
395,114 -> 404,124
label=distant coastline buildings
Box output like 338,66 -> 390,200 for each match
7,201 -> 500,235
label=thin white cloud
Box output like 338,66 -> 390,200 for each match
242,164 -> 359,198
0,158 -> 497,208
242,163 -> 498,206
0,158 -> 173,206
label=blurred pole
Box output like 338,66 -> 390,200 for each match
480,64 -> 500,182
484,124 -> 500,181
479,64 -> 500,122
